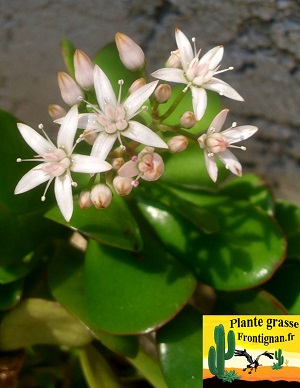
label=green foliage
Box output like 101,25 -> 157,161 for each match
221,370 -> 241,383
208,324 -> 235,379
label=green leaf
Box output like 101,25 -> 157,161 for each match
214,289 -> 288,315
157,305 -> 203,387
219,174 -> 275,213
61,38 -> 76,77
46,195 -> 142,252
0,280 -> 23,310
84,238 -> 196,335
275,200 -> 300,259
136,185 -> 286,290
0,298 -> 93,351
79,344 -> 121,388
264,261 -> 300,314
48,243 -> 139,358
93,43 -> 136,98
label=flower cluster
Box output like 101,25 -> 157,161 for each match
15,30 -> 257,221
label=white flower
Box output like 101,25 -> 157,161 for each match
198,109 -> 258,182
77,65 -> 168,160
15,105 -> 112,221
151,28 -> 244,120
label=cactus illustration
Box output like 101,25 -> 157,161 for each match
272,348 -> 284,370
208,324 -> 235,379
285,359 -> 289,367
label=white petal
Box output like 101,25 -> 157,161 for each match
123,81 -> 159,118
54,174 -> 73,222
17,123 -> 54,155
204,150 -> 218,182
151,68 -> 187,84
209,109 -> 229,132
91,132 -> 117,160
218,149 -> 242,177
204,77 -> 244,101
77,113 -> 103,131
118,160 -> 139,178
94,65 -> 117,110
191,87 -> 207,120
14,165 -> 50,194
124,121 -> 168,148
57,105 -> 78,153
199,46 -> 224,70
175,28 -> 194,72
222,125 -> 258,144
71,154 -> 112,173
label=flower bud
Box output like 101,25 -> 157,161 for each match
154,84 -> 171,103
180,111 -> 197,128
82,128 -> 98,145
115,32 -> 145,71
166,49 -> 181,68
58,72 -> 84,106
74,49 -> 94,90
168,136 -> 189,153
90,184 -> 112,209
128,78 -> 147,94
113,176 -> 133,196
112,157 -> 125,170
78,190 -> 92,209
48,104 -> 67,120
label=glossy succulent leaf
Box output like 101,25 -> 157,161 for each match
46,195 -> 142,252
157,305 -> 203,387
0,280 -> 23,310
275,200 -> 300,259
84,238 -> 196,334
219,174 -> 274,214
61,38 -> 76,77
93,42 -> 137,98
214,288 -> 288,315
80,344 -> 121,388
161,143 -> 229,189
136,185 -> 286,290
0,298 -> 93,351
48,243 -> 139,358
264,261 -> 300,314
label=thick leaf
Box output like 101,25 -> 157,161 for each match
157,305 -> 203,387
219,174 -> 274,214
84,238 -> 196,334
0,280 -> 22,310
264,261 -> 300,314
136,186 -> 286,290
46,195 -> 142,252
48,243 -> 139,358
93,43 -> 137,98
214,288 -> 288,315
0,298 -> 93,351
275,200 -> 300,259
79,344 -> 121,388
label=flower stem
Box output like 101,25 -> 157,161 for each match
158,90 -> 186,122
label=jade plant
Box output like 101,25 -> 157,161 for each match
208,324 -> 235,379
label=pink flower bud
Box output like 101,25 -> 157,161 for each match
154,84 -> 171,103
90,184 -> 112,209
128,78 -> 147,94
74,49 -> 94,90
113,176 -> 133,196
112,157 -> 125,170
48,104 -> 67,120
166,49 -> 181,68
57,72 -> 84,106
180,111 -> 197,128
168,136 -> 189,153
115,32 -> 145,71
78,190 -> 92,209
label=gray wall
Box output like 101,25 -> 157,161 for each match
1,0 -> 299,202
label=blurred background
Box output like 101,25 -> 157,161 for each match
1,0 -> 299,202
